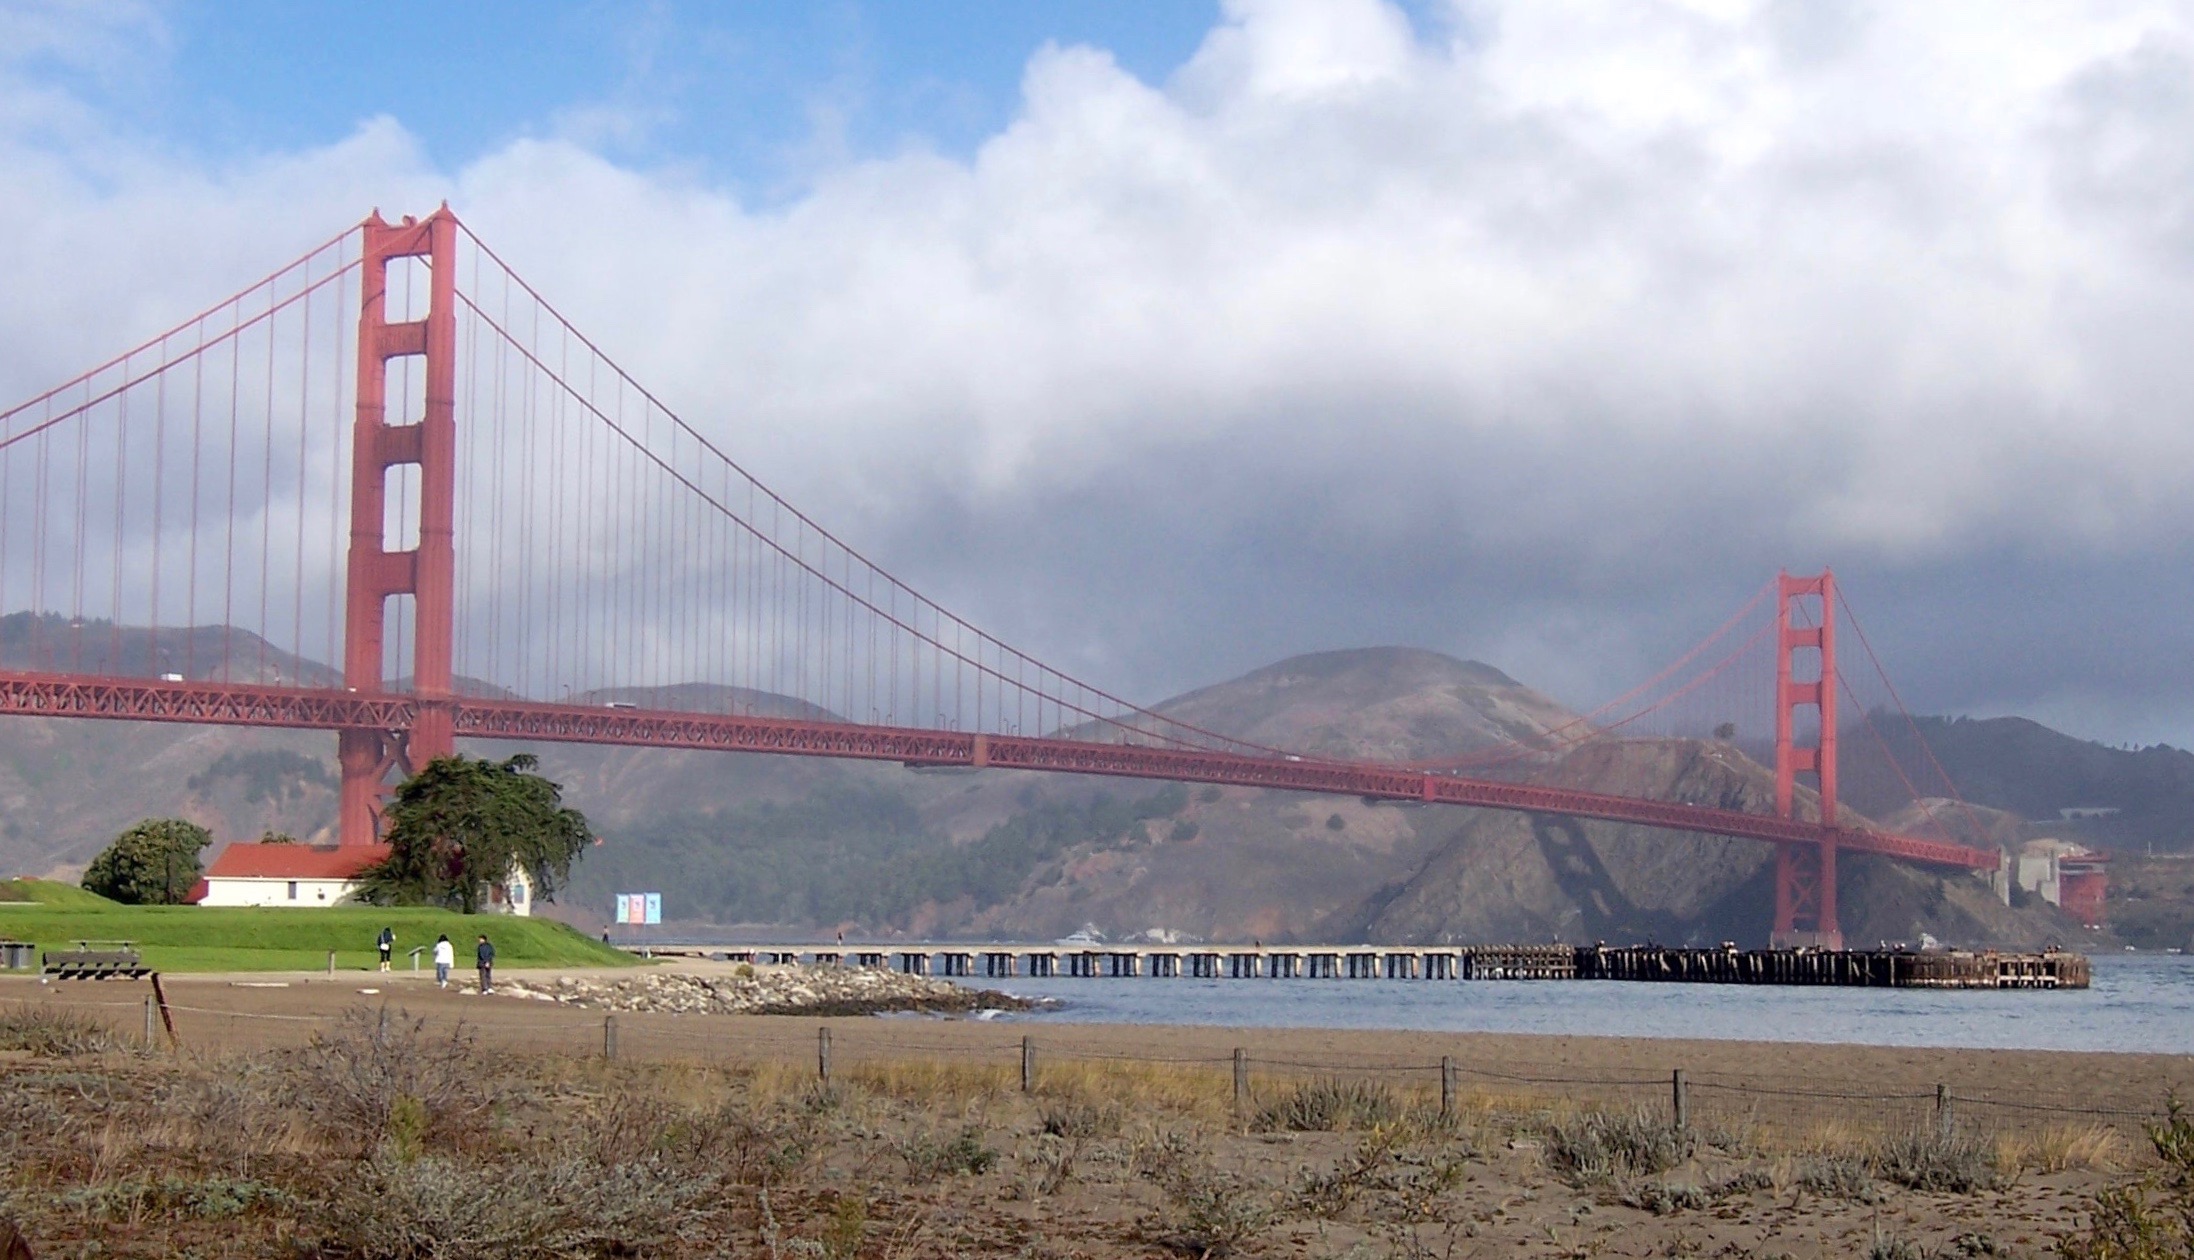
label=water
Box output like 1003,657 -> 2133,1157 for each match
980,954 -> 2194,1055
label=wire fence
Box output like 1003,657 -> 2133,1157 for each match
14,984 -> 2182,1159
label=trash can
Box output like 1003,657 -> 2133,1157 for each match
0,942 -> 35,970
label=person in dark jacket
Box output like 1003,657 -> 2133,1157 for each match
377,926 -> 394,973
475,934 -> 495,994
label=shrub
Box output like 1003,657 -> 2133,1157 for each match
59,1175 -> 295,1221
680,1097 -> 823,1186
1791,1153 -> 1878,1201
1141,1154 -> 1274,1257
288,1008 -> 495,1156
1875,1125 -> 1998,1193
0,1004 -> 123,1057
1028,1100 -> 1118,1194
80,818 -> 211,905
1542,1109 -> 1695,1186
1253,1078 -> 1403,1132
319,1153 -> 712,1260
898,1124 -> 998,1178
2059,1101 -> 2194,1260
1293,1125 -> 1406,1217
1038,1098 -> 1122,1141
1621,1169 -> 1772,1215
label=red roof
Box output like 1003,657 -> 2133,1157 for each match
205,843 -> 390,881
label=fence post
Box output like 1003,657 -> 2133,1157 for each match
142,995 -> 155,1048
1935,1083 -> 1950,1135
603,1015 -> 618,1061
1233,1048 -> 1248,1113
326,950 -> 336,975
1441,1055 -> 1456,1119
1021,1035 -> 1035,1092
1672,1069 -> 1688,1131
817,1026 -> 832,1085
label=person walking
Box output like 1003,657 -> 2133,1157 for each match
475,934 -> 495,995
377,926 -> 394,973
432,934 -> 453,988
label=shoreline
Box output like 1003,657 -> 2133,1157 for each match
5,969 -> 2190,1112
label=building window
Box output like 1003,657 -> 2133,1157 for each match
287,881 -> 298,900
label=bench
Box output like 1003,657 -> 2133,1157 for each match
42,941 -> 148,980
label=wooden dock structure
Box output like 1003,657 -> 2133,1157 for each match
658,943 -> 2090,990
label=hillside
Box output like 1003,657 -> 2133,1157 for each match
550,651 -> 2071,948
1112,647 -> 1577,760
0,634 -> 2113,947
1842,714 -> 2194,851
1364,740 -> 2054,949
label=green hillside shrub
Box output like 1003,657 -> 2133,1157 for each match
82,818 -> 213,905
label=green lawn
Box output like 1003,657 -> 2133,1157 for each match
0,878 -> 116,907
0,904 -> 635,973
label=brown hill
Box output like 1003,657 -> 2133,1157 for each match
0,636 -> 2090,948
1116,647 -> 1576,760
1361,740 -> 2059,949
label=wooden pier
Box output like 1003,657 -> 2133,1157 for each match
659,943 -> 2090,990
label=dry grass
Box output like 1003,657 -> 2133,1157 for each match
0,1003 -> 129,1057
0,1016 -> 2161,1260
844,1056 -> 1012,1104
1038,1058 -> 1234,1119
1995,1122 -> 2125,1174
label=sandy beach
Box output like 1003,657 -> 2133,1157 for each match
2,963 -> 2185,1256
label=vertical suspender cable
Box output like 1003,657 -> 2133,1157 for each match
259,278 -> 277,681
294,258 -> 312,669
223,308 -> 240,681
150,337 -> 167,673
111,353 -> 127,670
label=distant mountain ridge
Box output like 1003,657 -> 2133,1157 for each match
1133,647 -> 1576,760
1842,714 -> 2194,852
0,627 -> 2128,946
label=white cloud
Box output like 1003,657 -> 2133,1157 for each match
6,0 -> 2194,728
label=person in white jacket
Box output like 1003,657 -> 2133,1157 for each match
432,935 -> 454,988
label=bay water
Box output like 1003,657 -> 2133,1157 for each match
980,953 -> 2194,1054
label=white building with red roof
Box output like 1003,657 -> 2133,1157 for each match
195,843 -> 390,908
193,841 -> 535,914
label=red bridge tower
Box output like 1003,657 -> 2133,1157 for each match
337,208 -> 460,846
1771,569 -> 1841,948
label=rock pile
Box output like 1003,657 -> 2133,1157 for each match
494,965 -> 1032,1018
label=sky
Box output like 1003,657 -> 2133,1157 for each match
5,0 -> 2194,747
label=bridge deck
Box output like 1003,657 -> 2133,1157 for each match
0,671 -> 2001,870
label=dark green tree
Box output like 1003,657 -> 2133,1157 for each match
355,754 -> 591,913
81,818 -> 213,905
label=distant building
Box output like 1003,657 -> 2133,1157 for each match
488,865 -> 535,916
192,842 -> 534,915
194,843 -> 389,908
2013,838 -> 2110,928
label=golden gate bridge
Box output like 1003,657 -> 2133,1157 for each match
0,206 -> 2003,949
